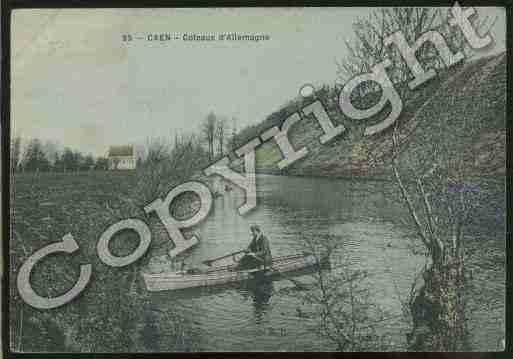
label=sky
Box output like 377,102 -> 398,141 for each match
11,7 -> 507,157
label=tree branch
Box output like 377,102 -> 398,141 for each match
416,177 -> 444,255
391,126 -> 430,249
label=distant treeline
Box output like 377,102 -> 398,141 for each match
10,137 -> 113,173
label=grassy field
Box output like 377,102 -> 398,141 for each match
9,170 -> 179,352
11,170 -> 140,273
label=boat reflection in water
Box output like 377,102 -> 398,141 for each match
239,275 -> 274,324
144,266 -> 321,351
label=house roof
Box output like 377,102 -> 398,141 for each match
108,145 -> 134,157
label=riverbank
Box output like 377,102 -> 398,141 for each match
148,174 -> 505,351
10,171 -> 202,352
10,167 -> 505,351
228,52 -> 505,181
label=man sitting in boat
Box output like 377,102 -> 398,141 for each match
237,225 -> 272,270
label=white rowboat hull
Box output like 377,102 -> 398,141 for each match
143,254 -> 318,292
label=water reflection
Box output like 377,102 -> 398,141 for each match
240,277 -> 274,324
142,309 -> 160,351
146,175 -> 505,351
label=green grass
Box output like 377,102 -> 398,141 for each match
10,171 -> 148,352
11,170 -> 204,352
238,53 -> 506,179
12,171 -> 140,268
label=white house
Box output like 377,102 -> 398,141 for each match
108,145 -> 136,170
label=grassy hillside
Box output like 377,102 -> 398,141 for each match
230,52 -> 506,179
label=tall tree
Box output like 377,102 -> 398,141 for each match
83,154 -> 95,171
23,139 -> 50,172
73,151 -> 84,172
230,117 -> 239,151
144,136 -> 170,165
41,140 -> 59,169
387,118 -> 473,350
202,112 -> 217,161
53,152 -> 64,172
61,148 -> 75,172
11,136 -> 22,172
337,7 -> 471,98
216,117 -> 228,157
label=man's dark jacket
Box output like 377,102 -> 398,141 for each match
248,234 -> 272,267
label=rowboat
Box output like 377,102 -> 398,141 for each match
142,253 -> 324,292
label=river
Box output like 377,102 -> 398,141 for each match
143,174 -> 505,352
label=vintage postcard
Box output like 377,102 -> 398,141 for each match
7,6 -> 507,352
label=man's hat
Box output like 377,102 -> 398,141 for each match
250,224 -> 261,232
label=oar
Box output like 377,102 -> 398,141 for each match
202,250 -> 246,266
250,254 -> 308,290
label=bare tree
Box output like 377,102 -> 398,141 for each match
386,116 -> 474,350
295,234 -> 389,351
202,112 -> 217,162
22,138 -> 50,172
216,117 -> 228,157
11,136 -> 22,172
135,134 -> 209,205
144,136 -> 170,165
337,7 -> 485,98
230,117 -> 238,151
437,7 -> 497,61
338,9 -> 438,91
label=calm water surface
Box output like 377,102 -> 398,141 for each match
145,175 -> 505,352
